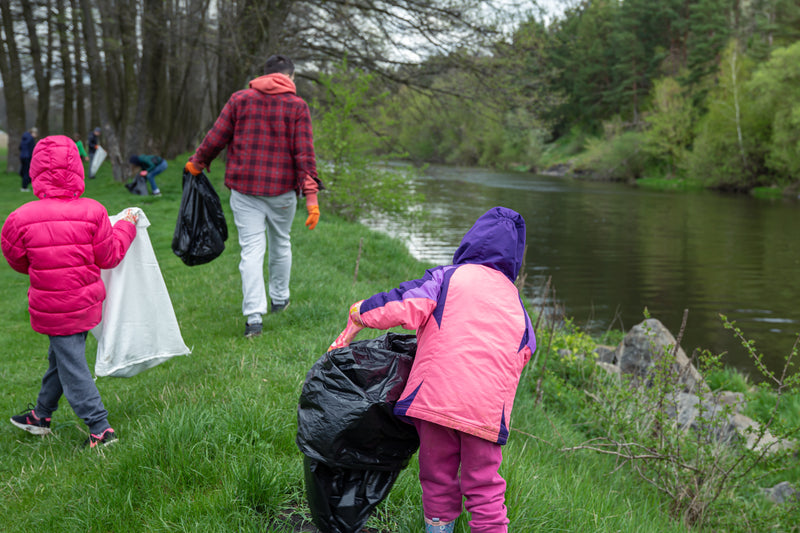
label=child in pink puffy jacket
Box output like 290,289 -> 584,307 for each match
1,135 -> 137,448
329,206 -> 536,533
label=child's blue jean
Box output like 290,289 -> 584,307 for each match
35,332 -> 111,435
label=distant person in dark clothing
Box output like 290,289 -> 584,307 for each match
19,127 -> 38,192
128,154 -> 165,196
87,127 -> 102,179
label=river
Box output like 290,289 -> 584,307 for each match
363,164 -> 800,379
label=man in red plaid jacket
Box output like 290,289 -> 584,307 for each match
186,54 -> 321,338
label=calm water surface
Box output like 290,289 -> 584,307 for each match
364,165 -> 800,378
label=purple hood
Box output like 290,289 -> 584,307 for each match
452,206 -> 527,283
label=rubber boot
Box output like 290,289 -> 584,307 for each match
425,517 -> 455,533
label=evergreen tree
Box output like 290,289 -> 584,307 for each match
685,0 -> 732,100
608,0 -> 648,125
548,0 -> 618,132
745,0 -> 800,60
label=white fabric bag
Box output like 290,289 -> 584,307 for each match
89,145 -> 107,176
92,208 -> 191,377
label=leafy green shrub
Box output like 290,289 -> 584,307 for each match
313,61 -> 424,222
539,126 -> 589,168
747,41 -> 800,183
745,383 -> 800,432
685,40 -> 770,191
556,316 -> 800,529
575,131 -> 648,181
643,77 -> 695,176
705,366 -> 751,393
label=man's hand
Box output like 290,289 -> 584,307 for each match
185,161 -> 203,176
306,204 -> 320,230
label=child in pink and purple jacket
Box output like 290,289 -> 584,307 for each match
329,206 -> 536,533
2,135 -> 137,448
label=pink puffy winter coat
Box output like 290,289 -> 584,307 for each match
359,207 -> 536,445
1,135 -> 136,336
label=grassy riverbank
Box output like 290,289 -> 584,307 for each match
0,154 -> 794,531
537,131 -> 800,199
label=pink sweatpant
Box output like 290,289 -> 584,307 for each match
413,419 -> 509,533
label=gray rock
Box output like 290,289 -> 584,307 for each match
616,318 -> 705,393
763,481 -> 798,504
594,345 -> 616,364
663,391 -> 794,453
595,361 -> 621,376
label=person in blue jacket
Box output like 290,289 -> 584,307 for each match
19,127 -> 38,192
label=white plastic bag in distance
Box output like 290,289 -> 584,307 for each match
92,207 -> 191,377
89,145 -> 107,176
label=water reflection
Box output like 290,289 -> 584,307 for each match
362,165 -> 800,379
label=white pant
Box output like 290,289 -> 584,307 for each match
229,189 -> 297,317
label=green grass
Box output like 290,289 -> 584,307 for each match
706,367 -> 800,429
750,186 -> 785,199
635,176 -> 705,192
0,153 -> 774,532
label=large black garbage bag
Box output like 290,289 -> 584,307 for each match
172,170 -> 228,266
297,333 -> 419,533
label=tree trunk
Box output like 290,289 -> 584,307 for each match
133,0 -> 169,154
81,0 -> 101,131
71,0 -> 87,141
168,0 -> 214,156
729,45 -> 747,169
0,0 -> 27,173
21,0 -> 54,136
80,0 -> 118,177
57,0 -> 75,137
81,0 -> 138,181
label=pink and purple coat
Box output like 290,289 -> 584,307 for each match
359,207 -> 536,445
1,135 -> 136,336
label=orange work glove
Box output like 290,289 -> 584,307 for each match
328,301 -> 365,351
306,204 -> 320,230
185,161 -> 203,176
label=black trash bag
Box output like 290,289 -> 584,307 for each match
297,333 -> 419,533
125,174 -> 149,196
172,170 -> 228,266
303,457 -> 404,533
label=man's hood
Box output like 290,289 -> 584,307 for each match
249,73 -> 296,95
452,206 -> 527,283
30,135 -> 85,199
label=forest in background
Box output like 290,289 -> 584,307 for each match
365,0 -> 800,194
2,0 -> 799,194
0,0 -> 532,182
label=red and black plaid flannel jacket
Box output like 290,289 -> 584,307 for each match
191,77 -> 318,198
